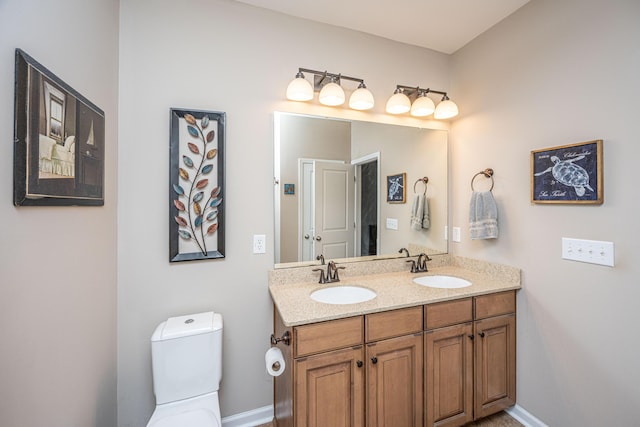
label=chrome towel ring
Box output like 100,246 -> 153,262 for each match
471,168 -> 494,191
413,177 -> 429,195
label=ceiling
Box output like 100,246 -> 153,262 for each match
233,0 -> 529,54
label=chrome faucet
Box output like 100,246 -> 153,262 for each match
326,260 -> 345,282
407,253 -> 431,273
398,247 -> 410,257
416,253 -> 432,272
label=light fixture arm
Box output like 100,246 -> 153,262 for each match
297,67 -> 366,90
395,84 -> 448,101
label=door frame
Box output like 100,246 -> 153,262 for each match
352,152 -> 380,257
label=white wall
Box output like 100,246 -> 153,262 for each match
0,1 -> 119,426
117,0 -> 450,424
450,0 -> 640,425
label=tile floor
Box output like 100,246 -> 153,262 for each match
257,410 -> 523,427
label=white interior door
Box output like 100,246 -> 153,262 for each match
314,161 -> 355,260
300,161 -> 315,261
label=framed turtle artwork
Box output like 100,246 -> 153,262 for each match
531,140 -> 603,204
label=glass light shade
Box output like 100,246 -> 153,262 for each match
410,95 -> 436,117
349,87 -> 374,110
286,76 -> 313,101
385,92 -> 411,114
319,82 -> 345,106
434,99 -> 459,119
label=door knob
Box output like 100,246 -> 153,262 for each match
356,360 -> 363,368
315,236 -> 322,241
479,332 -> 485,338
371,357 -> 378,364
304,234 -> 310,239
468,334 -> 474,340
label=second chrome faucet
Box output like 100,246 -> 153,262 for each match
312,260 -> 345,284
407,252 -> 432,273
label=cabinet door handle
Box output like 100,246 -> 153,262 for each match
479,332 -> 485,338
468,334 -> 474,340
371,357 -> 378,364
356,360 -> 363,368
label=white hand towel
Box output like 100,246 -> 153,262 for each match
410,194 -> 424,231
469,191 -> 498,239
410,195 -> 431,230
422,197 -> 430,229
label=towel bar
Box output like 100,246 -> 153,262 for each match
471,168 -> 494,191
413,177 -> 429,194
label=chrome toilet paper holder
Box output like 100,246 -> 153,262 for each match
270,331 -> 291,346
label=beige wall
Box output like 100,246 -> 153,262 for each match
117,0 -> 451,424
0,1 -> 119,426
450,0 -> 640,425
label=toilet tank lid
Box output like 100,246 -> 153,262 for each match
152,311 -> 222,341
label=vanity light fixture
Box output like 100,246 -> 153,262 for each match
286,68 -> 374,110
386,85 -> 459,119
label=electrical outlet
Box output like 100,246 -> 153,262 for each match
562,237 -> 614,266
452,227 -> 461,243
444,225 -> 448,241
386,218 -> 398,230
253,234 -> 266,254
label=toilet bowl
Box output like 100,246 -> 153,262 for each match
147,312 -> 223,427
147,392 -> 221,427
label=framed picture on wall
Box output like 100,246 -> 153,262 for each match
13,48 -> 105,206
531,139 -> 603,204
169,108 -> 226,262
386,172 -> 406,203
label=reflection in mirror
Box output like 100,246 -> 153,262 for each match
274,112 -> 448,268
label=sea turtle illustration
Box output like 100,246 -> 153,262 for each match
534,155 -> 593,196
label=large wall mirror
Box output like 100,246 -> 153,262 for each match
274,112 -> 448,268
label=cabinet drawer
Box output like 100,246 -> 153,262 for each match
474,290 -> 515,319
425,298 -> 473,330
294,316 -> 363,357
365,306 -> 423,342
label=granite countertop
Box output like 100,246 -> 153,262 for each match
269,257 -> 521,327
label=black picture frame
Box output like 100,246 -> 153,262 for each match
386,172 -> 406,203
13,49 -> 105,206
169,108 -> 226,262
531,140 -> 603,204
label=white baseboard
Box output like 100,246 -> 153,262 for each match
222,405 -> 273,427
220,403 -> 541,427
506,404 -> 548,427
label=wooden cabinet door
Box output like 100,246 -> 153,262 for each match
366,334 -> 423,427
425,323 -> 474,427
295,346 -> 365,427
474,314 -> 516,419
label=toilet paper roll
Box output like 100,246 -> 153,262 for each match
265,347 -> 285,377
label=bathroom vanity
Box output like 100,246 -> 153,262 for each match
269,256 -> 520,427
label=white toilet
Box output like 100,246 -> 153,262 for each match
147,311 -> 223,427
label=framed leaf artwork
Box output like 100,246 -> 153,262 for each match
169,108 -> 225,262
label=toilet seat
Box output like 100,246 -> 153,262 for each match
147,392 -> 221,427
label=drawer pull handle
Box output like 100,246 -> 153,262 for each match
371,357 -> 378,364
357,360 -> 363,368
479,332 -> 485,338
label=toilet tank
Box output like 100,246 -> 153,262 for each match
151,311 -> 223,405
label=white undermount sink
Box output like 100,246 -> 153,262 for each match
310,285 -> 377,305
413,275 -> 472,289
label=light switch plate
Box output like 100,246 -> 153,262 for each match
386,218 -> 398,230
562,237 -> 614,266
452,227 -> 461,243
